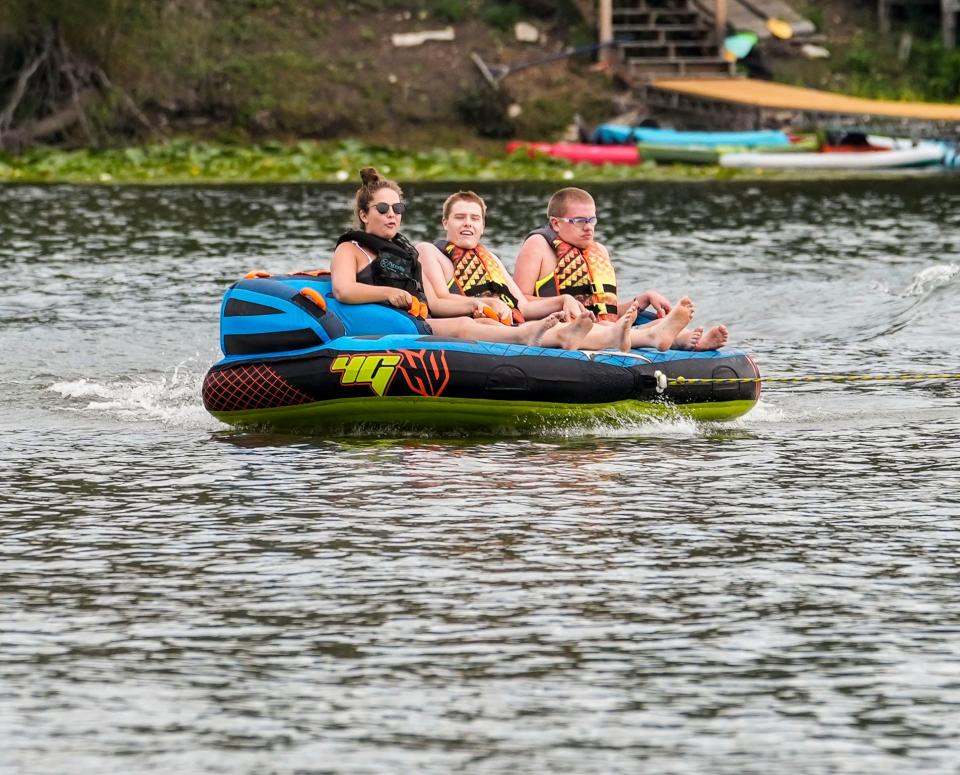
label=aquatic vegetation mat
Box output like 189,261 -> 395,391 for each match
0,139 -> 743,184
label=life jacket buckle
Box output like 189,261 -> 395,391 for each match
408,299 -> 428,319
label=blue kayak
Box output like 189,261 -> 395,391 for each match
593,124 -> 792,148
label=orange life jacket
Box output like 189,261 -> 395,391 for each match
528,226 -> 619,321
437,240 -> 526,325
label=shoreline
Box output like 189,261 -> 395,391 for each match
1,139 -> 954,185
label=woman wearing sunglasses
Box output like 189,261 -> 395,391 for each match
331,167 -> 565,346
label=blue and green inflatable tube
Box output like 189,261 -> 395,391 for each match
202,274 -> 761,432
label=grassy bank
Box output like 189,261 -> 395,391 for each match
3,139 -> 956,184
0,1 -> 611,153
0,139 -> 754,184
3,1 -> 957,157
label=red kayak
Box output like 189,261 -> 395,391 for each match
507,141 -> 641,165
821,144 -> 888,153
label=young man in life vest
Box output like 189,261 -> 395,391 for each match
416,191 -> 695,352
513,187 -> 729,351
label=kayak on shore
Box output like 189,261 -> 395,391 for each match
591,124 -> 794,148
720,145 -> 945,169
506,141 -> 640,165
637,135 -> 818,165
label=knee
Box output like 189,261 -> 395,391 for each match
450,318 -> 473,337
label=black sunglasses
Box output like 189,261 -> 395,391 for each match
371,202 -> 406,215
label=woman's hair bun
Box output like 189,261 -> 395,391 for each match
359,167 -> 382,186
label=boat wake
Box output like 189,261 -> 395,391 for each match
551,410 -> 701,439
226,411 -> 705,440
47,358 -> 220,430
728,397 -> 784,426
902,263 -> 960,297
858,262 -> 960,341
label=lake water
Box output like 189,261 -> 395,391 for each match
2,177 -> 959,774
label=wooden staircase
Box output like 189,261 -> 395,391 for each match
611,0 -> 733,78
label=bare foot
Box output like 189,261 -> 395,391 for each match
649,296 -> 694,351
620,302 -> 639,320
543,315 -> 593,350
673,325 -> 703,351
583,302 -> 638,352
522,312 -> 562,346
694,324 -> 729,351
616,302 -> 639,352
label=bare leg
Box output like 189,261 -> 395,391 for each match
694,324 -> 729,351
428,314 -> 560,345
539,315 -> 593,350
629,297 -> 694,351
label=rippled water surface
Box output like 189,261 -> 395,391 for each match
2,178 -> 960,774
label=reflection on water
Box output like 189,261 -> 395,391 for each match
2,178 -> 960,773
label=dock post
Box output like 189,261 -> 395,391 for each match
944,0 -> 957,50
599,0 -> 614,64
715,0 -> 728,46
878,0 -> 890,34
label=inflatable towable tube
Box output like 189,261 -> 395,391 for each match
202,273 -> 761,432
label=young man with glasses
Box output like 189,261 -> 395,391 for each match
416,191 -> 696,352
513,187 -> 728,351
